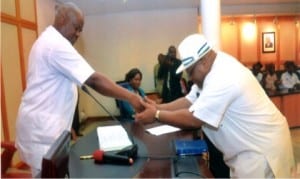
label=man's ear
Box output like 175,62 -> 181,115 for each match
59,13 -> 67,25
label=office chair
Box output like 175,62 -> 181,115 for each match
1,141 -> 32,178
115,81 -> 130,118
40,130 -> 71,178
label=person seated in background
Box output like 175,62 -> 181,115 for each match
280,61 -> 300,90
295,63 -> 300,79
118,68 -> 146,119
262,63 -> 280,92
251,62 -> 263,84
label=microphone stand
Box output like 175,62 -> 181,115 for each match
81,85 -> 138,158
81,85 -> 119,122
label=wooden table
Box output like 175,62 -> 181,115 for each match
69,120 -> 213,178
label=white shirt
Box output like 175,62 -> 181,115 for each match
186,52 -> 294,177
281,71 -> 300,89
255,72 -> 263,83
15,26 -> 95,169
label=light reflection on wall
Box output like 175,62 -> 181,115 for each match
264,27 -> 276,33
242,22 -> 257,42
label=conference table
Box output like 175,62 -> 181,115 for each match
69,120 -> 213,178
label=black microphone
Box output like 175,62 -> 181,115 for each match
80,85 -> 138,159
80,150 -> 134,165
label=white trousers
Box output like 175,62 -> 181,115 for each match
31,167 -> 41,178
227,151 -> 274,178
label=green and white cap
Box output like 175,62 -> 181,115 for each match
176,34 -> 212,74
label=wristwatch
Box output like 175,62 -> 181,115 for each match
155,110 -> 160,121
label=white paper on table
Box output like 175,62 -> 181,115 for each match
97,125 -> 133,151
146,125 -> 181,136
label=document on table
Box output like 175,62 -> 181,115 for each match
97,125 -> 133,152
146,125 -> 181,136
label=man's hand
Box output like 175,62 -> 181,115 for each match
130,94 -> 145,113
134,98 -> 157,124
143,96 -> 157,106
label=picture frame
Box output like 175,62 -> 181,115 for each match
262,32 -> 275,53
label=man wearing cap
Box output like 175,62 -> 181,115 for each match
135,34 -> 295,177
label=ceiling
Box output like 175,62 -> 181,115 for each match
58,0 -> 300,16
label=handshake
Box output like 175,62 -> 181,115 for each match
132,96 -> 161,124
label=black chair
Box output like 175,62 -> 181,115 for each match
41,130 -> 71,178
115,81 -> 130,118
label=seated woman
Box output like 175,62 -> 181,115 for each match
118,68 -> 145,120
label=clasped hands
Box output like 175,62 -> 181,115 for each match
133,96 -> 158,124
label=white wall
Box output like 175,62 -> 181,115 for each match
36,1 -> 198,117
36,0 -> 56,34
80,8 -> 198,117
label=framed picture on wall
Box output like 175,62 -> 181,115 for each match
262,32 -> 275,53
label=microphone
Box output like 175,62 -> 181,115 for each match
80,150 -> 134,165
80,85 -> 138,159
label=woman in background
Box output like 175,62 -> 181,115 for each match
118,68 -> 146,119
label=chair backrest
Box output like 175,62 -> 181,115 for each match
41,130 -> 71,178
115,81 -> 130,116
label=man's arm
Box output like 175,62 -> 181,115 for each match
84,72 -> 143,112
157,109 -> 203,129
135,98 -> 202,129
157,97 -> 191,111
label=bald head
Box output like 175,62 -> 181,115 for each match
53,2 -> 84,45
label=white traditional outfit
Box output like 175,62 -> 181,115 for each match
186,52 -> 295,178
16,26 -> 95,174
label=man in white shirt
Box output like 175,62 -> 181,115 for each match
280,61 -> 300,89
135,34 -> 295,178
15,2 -> 143,177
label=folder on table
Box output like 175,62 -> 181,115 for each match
174,139 -> 208,156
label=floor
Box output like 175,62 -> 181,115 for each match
76,119 -> 300,176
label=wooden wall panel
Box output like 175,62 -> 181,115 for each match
240,19 -> 258,65
282,94 -> 300,127
1,0 -> 37,142
1,0 -> 16,16
271,94 -> 300,128
220,15 -> 299,69
1,0 -> 37,166
221,19 -> 238,58
21,28 -> 37,77
279,17 -> 297,66
19,0 -> 36,22
270,96 -> 282,111
2,22 -> 23,141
